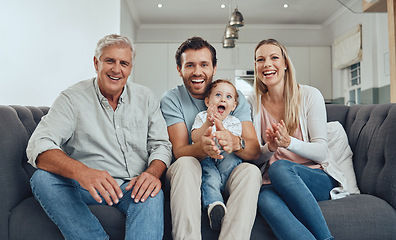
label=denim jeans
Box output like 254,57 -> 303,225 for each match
201,152 -> 242,209
258,160 -> 337,240
30,169 -> 164,240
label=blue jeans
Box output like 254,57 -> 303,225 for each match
258,160 -> 337,240
30,169 -> 164,240
201,152 -> 242,209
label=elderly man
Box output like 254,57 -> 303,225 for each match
27,34 -> 172,240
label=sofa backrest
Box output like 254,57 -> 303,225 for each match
0,105 -> 49,235
327,103 -> 396,210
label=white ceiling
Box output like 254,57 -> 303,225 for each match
127,0 -> 346,26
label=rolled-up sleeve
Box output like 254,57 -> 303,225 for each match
26,92 -> 75,168
146,93 -> 172,168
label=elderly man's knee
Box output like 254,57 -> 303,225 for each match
31,169 -> 59,188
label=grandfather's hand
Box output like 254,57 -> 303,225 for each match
126,171 -> 162,203
202,126 -> 222,159
76,167 -> 123,206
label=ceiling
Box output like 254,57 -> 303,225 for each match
127,0 -> 346,26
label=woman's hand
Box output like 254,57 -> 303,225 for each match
266,120 -> 291,151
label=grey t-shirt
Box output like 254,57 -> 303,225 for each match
160,84 -> 252,145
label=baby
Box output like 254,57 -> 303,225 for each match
191,79 -> 242,231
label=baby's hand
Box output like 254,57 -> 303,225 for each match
206,105 -> 217,126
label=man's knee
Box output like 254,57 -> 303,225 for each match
232,162 -> 261,181
141,189 -> 164,208
226,163 -> 262,193
167,156 -> 202,180
30,169 -> 68,201
31,169 -> 59,188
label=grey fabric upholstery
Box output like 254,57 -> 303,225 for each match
1,104 -> 396,240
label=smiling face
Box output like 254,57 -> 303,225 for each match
177,48 -> 217,100
255,43 -> 287,90
94,45 -> 133,100
205,82 -> 237,121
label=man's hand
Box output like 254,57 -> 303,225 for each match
126,171 -> 162,203
75,167 -> 123,206
212,118 -> 238,153
36,149 -> 123,206
126,160 -> 165,203
202,126 -> 222,159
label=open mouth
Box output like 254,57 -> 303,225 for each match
217,105 -> 226,114
191,79 -> 204,84
264,70 -> 276,77
108,75 -> 121,81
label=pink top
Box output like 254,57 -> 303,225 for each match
260,104 -> 322,184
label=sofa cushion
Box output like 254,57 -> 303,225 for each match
320,194 -> 396,239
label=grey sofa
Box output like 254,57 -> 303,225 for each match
1,104 -> 396,240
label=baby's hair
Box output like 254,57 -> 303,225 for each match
205,79 -> 239,102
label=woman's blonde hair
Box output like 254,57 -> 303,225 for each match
253,39 -> 301,135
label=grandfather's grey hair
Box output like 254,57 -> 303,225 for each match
94,34 -> 135,63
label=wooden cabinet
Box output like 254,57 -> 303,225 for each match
362,0 -> 387,12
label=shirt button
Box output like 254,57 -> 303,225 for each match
116,126 -> 120,128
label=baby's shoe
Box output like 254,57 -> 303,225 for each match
207,201 -> 227,231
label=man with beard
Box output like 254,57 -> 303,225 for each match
160,36 -> 262,240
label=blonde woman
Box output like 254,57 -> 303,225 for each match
248,39 -> 348,240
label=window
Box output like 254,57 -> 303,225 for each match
346,62 -> 361,105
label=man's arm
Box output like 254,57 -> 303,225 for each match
168,122 -> 217,161
214,121 -> 260,161
36,149 -> 123,206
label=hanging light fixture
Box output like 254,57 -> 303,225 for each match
225,23 -> 238,39
223,37 -> 235,48
222,0 -> 242,48
229,6 -> 244,27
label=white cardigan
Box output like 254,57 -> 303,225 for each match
248,85 -> 349,199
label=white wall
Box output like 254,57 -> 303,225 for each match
121,0 -> 138,42
0,0 -> 122,106
323,9 -> 389,99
